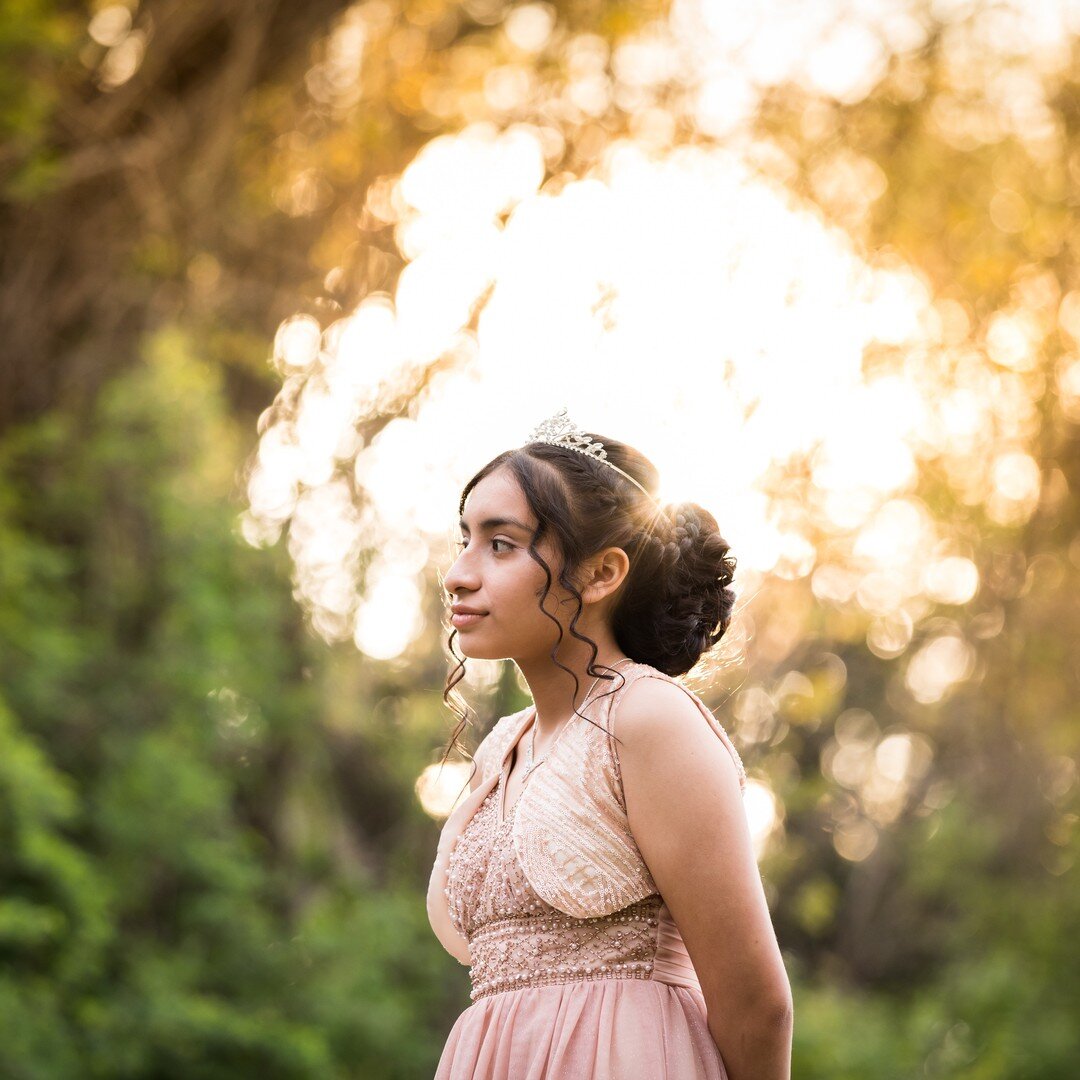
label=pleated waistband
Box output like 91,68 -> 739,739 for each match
648,901 -> 703,993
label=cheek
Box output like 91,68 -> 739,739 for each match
502,561 -> 548,611
501,548 -> 566,608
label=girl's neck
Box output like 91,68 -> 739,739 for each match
517,648 -> 636,737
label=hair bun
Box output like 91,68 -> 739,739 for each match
612,499 -> 738,674
666,503 -> 704,546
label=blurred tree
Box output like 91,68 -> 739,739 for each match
0,0 -> 659,430
0,330 -> 472,1076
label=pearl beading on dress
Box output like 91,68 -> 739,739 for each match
445,778 -> 664,1003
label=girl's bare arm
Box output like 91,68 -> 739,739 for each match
616,677 -> 794,1080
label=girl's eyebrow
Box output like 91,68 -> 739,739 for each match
458,515 -> 535,536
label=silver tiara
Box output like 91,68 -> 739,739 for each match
524,407 -> 658,503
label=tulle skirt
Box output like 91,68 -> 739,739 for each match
435,977 -> 729,1080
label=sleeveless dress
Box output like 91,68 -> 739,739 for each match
427,661 -> 748,1079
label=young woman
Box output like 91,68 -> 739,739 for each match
427,409 -> 793,1079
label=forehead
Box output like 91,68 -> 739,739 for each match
460,469 -> 535,529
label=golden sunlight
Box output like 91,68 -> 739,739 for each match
416,761 -> 474,820
238,0 -> 1075,840
744,777 -> 783,860
245,0 -> 1065,672
247,134 -> 954,656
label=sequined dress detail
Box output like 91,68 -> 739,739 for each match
447,770 -> 664,1002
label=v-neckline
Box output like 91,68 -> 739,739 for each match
496,706 -> 537,827
493,660 -> 641,827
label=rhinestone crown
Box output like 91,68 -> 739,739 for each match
524,407 -> 657,503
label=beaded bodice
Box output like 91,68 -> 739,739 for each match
426,660 -> 747,975
445,771 -> 663,1002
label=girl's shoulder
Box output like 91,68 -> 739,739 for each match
609,663 -> 747,792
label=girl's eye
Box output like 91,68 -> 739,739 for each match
454,538 -> 513,553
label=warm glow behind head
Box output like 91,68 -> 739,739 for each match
245,0 -> 1063,661
247,133 -> 964,654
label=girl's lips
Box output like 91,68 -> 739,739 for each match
451,612 -> 488,628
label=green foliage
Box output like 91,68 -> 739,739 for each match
0,331 -> 458,1076
7,329 -> 1075,1078
0,0 -> 80,198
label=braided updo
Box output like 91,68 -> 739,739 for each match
617,500 -> 737,676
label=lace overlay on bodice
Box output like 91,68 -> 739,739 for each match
445,774 -> 662,1002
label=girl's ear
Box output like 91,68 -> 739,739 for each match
581,547 -> 630,603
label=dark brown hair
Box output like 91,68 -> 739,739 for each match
439,432 -> 737,779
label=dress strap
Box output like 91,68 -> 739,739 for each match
605,665 -> 747,794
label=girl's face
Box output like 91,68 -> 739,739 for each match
444,467 -> 579,663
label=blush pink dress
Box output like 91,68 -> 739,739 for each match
427,661 -> 748,1080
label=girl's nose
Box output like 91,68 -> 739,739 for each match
444,554 -> 478,596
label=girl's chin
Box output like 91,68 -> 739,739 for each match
455,641 -> 498,659
453,634 -> 514,662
